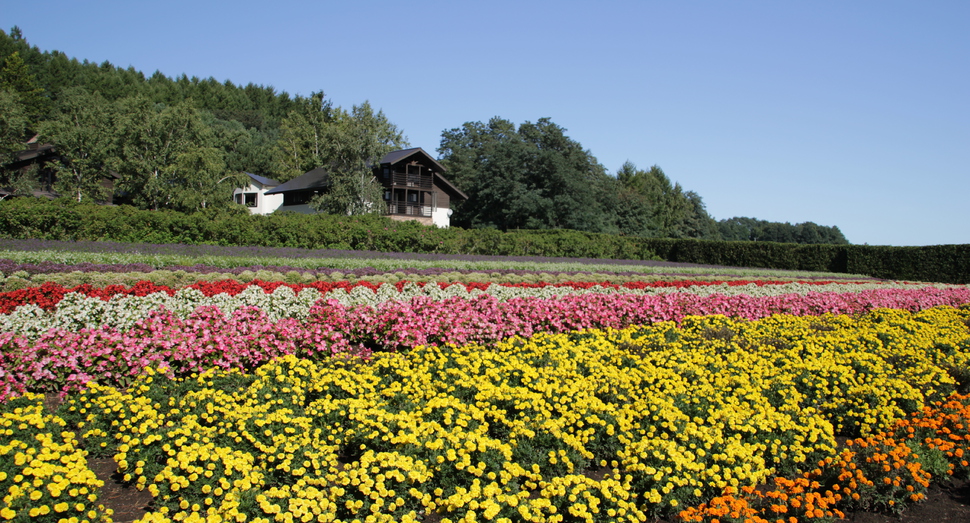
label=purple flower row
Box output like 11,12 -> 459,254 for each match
1,238 -> 714,268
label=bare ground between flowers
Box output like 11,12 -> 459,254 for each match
86,455 -> 970,523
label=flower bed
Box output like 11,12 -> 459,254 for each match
2,249 -> 969,522
19,310 -> 969,522
0,279 -> 952,340
0,393 -> 113,523
2,286 -> 969,400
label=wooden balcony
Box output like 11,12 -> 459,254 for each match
388,203 -> 432,217
387,172 -> 432,189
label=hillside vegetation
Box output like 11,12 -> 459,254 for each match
0,27 -> 847,243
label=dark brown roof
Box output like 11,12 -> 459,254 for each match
379,148 -> 466,200
245,173 -> 281,187
379,147 -> 447,173
432,172 -> 468,201
264,167 -> 330,194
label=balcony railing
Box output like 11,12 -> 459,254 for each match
388,172 -> 432,189
388,203 -> 431,217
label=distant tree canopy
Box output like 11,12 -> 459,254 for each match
613,161 -> 721,240
718,216 -> 849,244
438,118 -> 722,239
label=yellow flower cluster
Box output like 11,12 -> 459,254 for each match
0,393 -> 112,523
46,305 -> 970,522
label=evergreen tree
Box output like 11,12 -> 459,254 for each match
0,50 -> 47,122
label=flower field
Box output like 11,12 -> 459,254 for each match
2,249 -> 970,523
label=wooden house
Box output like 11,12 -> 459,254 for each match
1,137 -> 116,202
260,147 -> 467,227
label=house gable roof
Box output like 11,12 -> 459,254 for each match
246,173 -> 281,187
264,167 -> 330,195
431,172 -> 468,201
378,147 -> 447,173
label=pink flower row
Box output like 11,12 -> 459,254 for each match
2,286 -> 969,401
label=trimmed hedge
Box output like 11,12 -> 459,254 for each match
0,199 -> 658,260
641,239 -> 970,284
1,198 -> 968,283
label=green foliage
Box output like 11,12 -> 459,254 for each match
438,117 -> 619,233
718,216 -> 849,245
614,162 -> 721,240
0,28 -> 405,217
0,198 -> 962,283
3,197 -> 967,282
111,96 -> 232,211
273,92 -> 335,181
0,89 -> 35,198
307,101 -> 408,216
0,89 -> 28,166
640,238 -> 969,284
36,87 -> 114,203
438,122 -> 722,240
0,50 -> 47,121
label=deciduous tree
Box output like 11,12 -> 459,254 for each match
438,117 -> 616,232
310,101 -> 408,216
36,87 -> 114,202
113,96 -> 229,211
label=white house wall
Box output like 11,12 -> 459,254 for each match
257,193 -> 284,214
432,207 -> 453,228
233,183 -> 283,215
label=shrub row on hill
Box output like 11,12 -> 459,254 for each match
0,199 -> 657,260
2,199 -> 968,283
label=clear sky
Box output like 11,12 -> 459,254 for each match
3,1 -> 968,246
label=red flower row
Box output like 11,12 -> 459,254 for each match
0,278 -> 861,314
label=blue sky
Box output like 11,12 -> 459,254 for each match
3,1 -> 968,246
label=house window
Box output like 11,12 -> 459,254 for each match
283,190 -> 316,206
235,193 -> 243,205
243,192 -> 258,207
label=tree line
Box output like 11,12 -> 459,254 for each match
0,27 -> 848,244
436,117 -> 847,244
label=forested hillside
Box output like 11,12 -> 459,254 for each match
0,27 -> 406,215
0,26 -> 847,244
